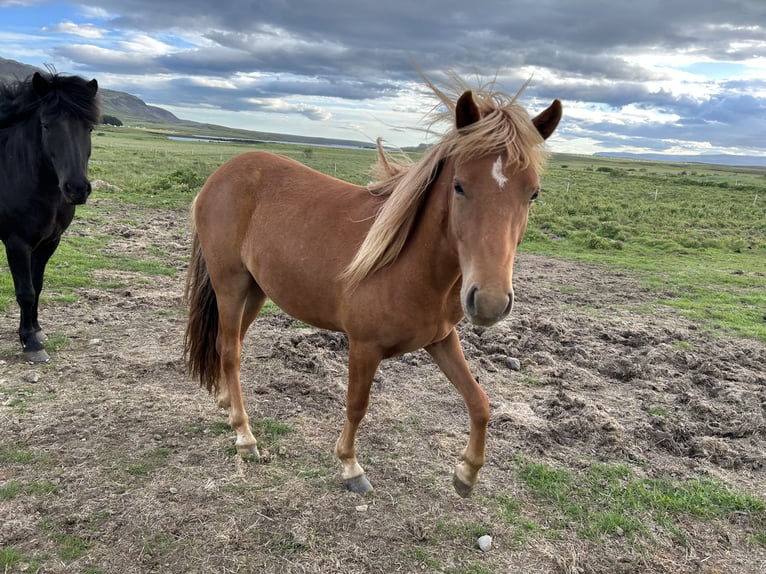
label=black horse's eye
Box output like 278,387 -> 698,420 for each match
454,180 -> 465,196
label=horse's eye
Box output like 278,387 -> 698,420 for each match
454,181 -> 465,196
530,189 -> 540,202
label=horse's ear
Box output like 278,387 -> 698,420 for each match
87,79 -> 99,96
532,99 -> 562,140
32,72 -> 51,97
456,90 -> 480,130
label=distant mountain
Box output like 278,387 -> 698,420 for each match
595,151 -> 766,168
0,56 -> 182,125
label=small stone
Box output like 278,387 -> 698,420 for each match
477,534 -> 492,552
25,372 -> 39,383
504,357 -> 522,371
355,504 -> 368,512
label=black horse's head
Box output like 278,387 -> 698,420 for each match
33,72 -> 100,205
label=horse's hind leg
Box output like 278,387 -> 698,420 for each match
334,341 -> 382,494
215,284 -> 266,411
214,274 -> 267,460
426,328 -> 489,498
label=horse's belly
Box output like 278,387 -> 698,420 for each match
247,257 -> 345,332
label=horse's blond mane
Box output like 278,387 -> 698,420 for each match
341,73 -> 550,290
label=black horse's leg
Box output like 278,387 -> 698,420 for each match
30,237 -> 61,344
3,236 -> 50,362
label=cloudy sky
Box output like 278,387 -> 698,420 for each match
2,0 -> 766,156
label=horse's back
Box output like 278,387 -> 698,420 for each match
194,151 -> 379,329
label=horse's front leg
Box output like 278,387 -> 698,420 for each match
335,342 -> 381,494
426,328 -> 489,498
29,237 -> 61,344
3,237 -> 49,362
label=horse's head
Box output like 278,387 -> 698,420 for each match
449,90 -> 561,326
33,72 -> 99,205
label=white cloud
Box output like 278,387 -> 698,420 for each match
44,21 -> 104,39
118,34 -> 176,56
246,98 -> 333,121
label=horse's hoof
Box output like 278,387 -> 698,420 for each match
24,349 -> 50,364
236,444 -> 261,462
34,330 -> 48,343
345,474 -> 373,495
452,474 -> 474,498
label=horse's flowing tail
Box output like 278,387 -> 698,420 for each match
183,228 -> 220,394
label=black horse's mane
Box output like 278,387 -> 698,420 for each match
0,71 -> 101,129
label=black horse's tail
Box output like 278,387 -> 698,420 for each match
183,226 -> 220,395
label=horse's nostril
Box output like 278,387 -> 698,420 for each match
466,285 -> 479,316
504,291 -> 514,316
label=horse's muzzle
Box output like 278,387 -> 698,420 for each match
62,180 -> 92,205
462,284 -> 514,327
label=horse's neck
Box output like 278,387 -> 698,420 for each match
401,165 -> 462,290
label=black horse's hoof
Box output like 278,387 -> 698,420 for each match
24,348 -> 50,363
345,474 -> 373,495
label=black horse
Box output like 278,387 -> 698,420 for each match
0,71 -> 100,362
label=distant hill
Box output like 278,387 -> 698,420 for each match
98,88 -> 182,125
595,151 -> 766,168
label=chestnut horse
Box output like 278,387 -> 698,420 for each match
184,77 -> 561,497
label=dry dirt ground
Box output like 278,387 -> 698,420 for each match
1,198 -> 765,573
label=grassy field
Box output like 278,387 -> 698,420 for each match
530,154 -> 766,340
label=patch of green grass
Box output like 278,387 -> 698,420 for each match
0,387 -> 36,411
185,420 -> 232,437
406,547 -> 442,571
0,443 -> 54,466
0,479 -> 60,500
0,547 -> 24,570
54,533 -> 92,561
252,418 -> 293,447
126,447 -> 171,476
37,517 -> 93,561
749,531 -> 766,548
672,340 -> 695,351
513,458 -> 766,547
493,494 -> 541,546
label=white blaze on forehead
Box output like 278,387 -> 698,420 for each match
491,155 -> 508,189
